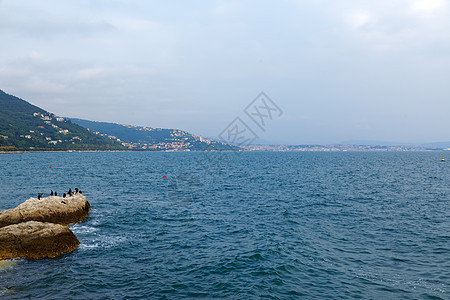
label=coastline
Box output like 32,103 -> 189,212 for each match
0,150 -> 133,155
0,149 -> 241,154
1,147 -> 447,154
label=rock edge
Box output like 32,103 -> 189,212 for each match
0,194 -> 91,228
0,221 -> 80,260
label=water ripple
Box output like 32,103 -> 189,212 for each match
0,152 -> 448,299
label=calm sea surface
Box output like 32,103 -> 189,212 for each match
0,152 -> 448,299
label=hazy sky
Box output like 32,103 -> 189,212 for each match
1,0 -> 450,144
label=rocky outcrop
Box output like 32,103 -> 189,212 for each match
0,194 -> 90,260
0,194 -> 90,228
0,221 -> 80,260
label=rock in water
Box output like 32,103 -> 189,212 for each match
0,194 -> 91,228
0,221 -> 80,260
0,260 -> 17,271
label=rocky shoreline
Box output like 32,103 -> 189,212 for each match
0,194 -> 91,260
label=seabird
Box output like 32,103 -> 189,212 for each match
61,200 -> 66,205
63,193 -> 66,198
50,190 -> 54,196
37,193 -> 44,200
75,188 -> 79,194
68,188 -> 72,194
55,191 -> 58,196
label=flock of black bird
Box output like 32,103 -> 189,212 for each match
37,188 -> 82,200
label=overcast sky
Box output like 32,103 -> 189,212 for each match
1,0 -> 450,144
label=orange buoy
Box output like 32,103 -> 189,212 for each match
163,175 -> 166,178
49,166 -> 52,168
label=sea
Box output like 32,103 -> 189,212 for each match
0,151 -> 448,299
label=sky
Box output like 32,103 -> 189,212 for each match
1,0 -> 450,144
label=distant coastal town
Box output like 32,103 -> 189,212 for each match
245,144 -> 450,152
91,124 -> 215,151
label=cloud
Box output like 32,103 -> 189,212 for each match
73,65 -> 157,81
74,67 -> 106,81
411,0 -> 446,14
212,1 -> 243,15
345,10 -> 373,28
103,14 -> 160,32
24,78 -> 68,94
332,1 -> 450,53
0,5 -> 115,38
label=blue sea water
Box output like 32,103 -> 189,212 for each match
0,151 -> 449,299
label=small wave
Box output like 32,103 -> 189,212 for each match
70,225 -> 98,234
151,216 -> 196,222
354,270 -> 448,295
79,235 -> 128,250
78,243 -> 100,249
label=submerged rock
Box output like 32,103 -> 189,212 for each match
0,194 -> 91,228
0,221 -> 80,260
0,260 -> 17,271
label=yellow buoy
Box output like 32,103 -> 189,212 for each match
442,155 -> 445,162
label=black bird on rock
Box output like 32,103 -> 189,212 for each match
75,188 -> 79,194
37,193 -> 44,200
63,193 -> 66,198
55,191 -> 58,196
50,190 -> 54,196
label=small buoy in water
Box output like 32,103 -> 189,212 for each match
163,175 -> 166,178
442,155 -> 445,162
49,166 -> 52,168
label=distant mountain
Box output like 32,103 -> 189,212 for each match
0,89 -> 125,151
70,118 -> 240,151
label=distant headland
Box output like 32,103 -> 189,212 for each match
0,89 -> 238,152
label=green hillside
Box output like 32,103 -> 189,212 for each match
0,90 -> 125,151
70,118 -> 240,151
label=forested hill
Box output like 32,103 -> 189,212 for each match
0,90 -> 125,151
70,118 -> 240,151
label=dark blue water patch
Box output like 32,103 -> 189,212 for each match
0,151 -> 449,299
